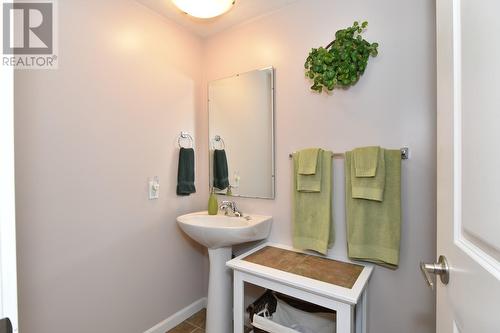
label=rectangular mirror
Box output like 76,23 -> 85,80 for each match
208,67 -> 275,199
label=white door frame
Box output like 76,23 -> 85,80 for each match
0,7 -> 19,331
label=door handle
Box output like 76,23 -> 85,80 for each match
420,255 -> 450,290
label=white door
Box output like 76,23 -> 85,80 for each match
434,0 -> 500,332
0,11 -> 18,332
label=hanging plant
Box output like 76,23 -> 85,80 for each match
304,21 -> 379,93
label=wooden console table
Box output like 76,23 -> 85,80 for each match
226,243 -> 373,333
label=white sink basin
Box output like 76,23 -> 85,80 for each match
177,211 -> 272,249
177,211 -> 272,333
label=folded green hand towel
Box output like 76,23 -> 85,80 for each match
298,148 -> 320,175
351,147 -> 385,201
297,149 -> 323,193
353,146 -> 380,177
293,149 -> 333,255
345,149 -> 401,269
177,148 -> 196,196
213,149 -> 229,190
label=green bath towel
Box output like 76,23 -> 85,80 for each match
296,148 -> 322,192
292,149 -> 333,255
351,147 -> 385,202
345,149 -> 401,269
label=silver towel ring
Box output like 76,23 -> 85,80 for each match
212,135 -> 226,150
178,131 -> 194,148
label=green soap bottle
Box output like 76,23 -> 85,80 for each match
208,188 -> 218,215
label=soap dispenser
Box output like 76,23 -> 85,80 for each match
208,188 -> 218,215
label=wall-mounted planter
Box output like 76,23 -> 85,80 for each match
305,21 -> 379,93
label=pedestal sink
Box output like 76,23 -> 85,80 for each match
177,211 -> 272,333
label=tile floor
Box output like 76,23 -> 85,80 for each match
166,309 -> 206,333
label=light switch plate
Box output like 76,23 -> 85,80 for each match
148,176 -> 159,200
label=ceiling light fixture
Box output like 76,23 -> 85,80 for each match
171,0 -> 236,19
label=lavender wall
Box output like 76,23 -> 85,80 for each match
14,0 -> 207,332
202,1 -> 437,332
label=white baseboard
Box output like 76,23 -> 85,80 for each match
144,297 -> 207,333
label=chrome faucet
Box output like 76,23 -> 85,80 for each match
219,200 -> 243,217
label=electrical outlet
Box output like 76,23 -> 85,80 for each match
148,176 -> 160,200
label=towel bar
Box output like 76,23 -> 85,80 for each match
288,147 -> 409,160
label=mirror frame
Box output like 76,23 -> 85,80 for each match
208,66 -> 275,199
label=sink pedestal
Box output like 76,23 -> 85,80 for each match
206,247 -> 233,333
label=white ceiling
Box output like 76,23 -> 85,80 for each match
136,0 -> 300,37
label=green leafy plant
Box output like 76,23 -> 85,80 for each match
304,21 -> 379,93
